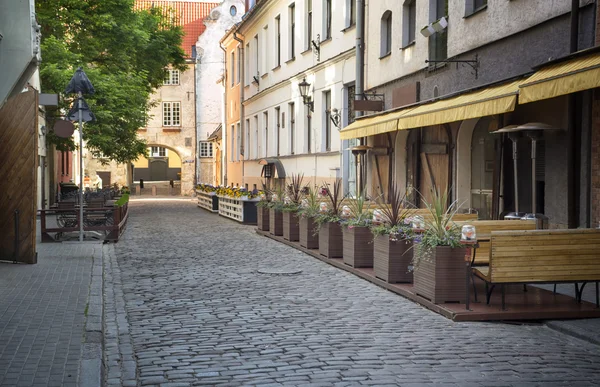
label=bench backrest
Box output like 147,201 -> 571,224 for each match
488,228 -> 600,283
454,220 -> 537,265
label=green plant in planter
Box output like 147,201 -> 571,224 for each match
370,182 -> 415,241
412,187 -> 464,269
314,178 -> 346,228
342,193 -> 372,229
256,181 -> 272,208
297,185 -> 320,219
281,174 -> 306,213
266,184 -> 285,211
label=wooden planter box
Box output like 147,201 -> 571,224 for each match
282,212 -> 300,241
373,235 -> 413,283
218,196 -> 258,224
269,209 -> 283,236
343,226 -> 374,268
319,222 -> 343,258
257,207 -> 270,231
413,245 -> 468,304
299,216 -> 319,249
196,190 -> 218,212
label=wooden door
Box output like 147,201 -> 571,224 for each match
418,125 -> 451,207
97,171 -> 111,188
149,159 -> 168,181
0,90 -> 38,263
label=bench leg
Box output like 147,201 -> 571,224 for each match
485,284 -> 495,305
553,284 -> 557,294
501,284 -> 506,311
523,284 -> 527,292
596,282 -> 599,308
471,272 -> 478,303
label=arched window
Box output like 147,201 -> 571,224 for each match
380,11 -> 392,58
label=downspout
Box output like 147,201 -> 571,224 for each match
234,32 -> 245,187
355,0 -> 366,196
194,54 -> 198,187
220,42 -> 228,186
567,0 -> 579,228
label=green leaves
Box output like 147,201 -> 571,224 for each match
38,0 -> 186,163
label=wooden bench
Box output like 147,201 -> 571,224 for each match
472,229 -> 600,310
454,220 -> 537,266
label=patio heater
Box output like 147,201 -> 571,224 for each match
493,125 -> 526,220
518,122 -> 558,229
351,145 -> 371,197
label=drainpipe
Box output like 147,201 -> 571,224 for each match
194,53 -> 198,187
355,0 -> 366,196
220,42 -> 228,186
567,0 -> 579,228
234,32 -> 245,187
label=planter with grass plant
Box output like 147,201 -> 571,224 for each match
342,195 -> 374,268
282,174 -> 305,242
316,179 -> 345,258
256,182 -> 270,231
268,186 -> 284,236
298,185 -> 320,249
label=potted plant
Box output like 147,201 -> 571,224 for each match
256,182 -> 271,231
371,182 -> 415,283
282,174 -> 305,242
342,194 -> 374,268
315,178 -> 345,258
412,187 -> 468,304
268,185 -> 284,236
298,185 -> 320,249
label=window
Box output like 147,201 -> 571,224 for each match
245,43 -> 250,85
237,47 -> 241,84
163,70 -> 180,85
306,0 -> 312,50
402,0 -> 416,47
275,107 -> 281,156
289,4 -> 296,60
230,125 -> 235,161
230,51 -> 235,87
289,102 -> 295,155
254,115 -> 259,158
245,119 -> 250,160
199,141 -> 213,158
236,123 -> 241,161
324,0 -> 332,39
151,146 -> 167,157
380,11 -> 392,57
429,0 -> 447,62
466,0 -> 487,16
307,108 -> 312,153
263,25 -> 269,73
254,35 -> 259,77
162,102 -> 181,126
263,111 -> 269,157
324,91 -> 331,151
346,0 -> 356,28
276,16 -> 281,67
230,5 -> 237,16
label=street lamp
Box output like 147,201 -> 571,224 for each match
298,78 -> 314,112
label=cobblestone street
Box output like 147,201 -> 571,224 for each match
106,200 -> 600,386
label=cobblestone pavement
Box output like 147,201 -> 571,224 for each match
0,241 -> 101,387
108,200 -> 600,386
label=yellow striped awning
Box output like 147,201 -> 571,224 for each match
396,80 -> 521,129
339,108 -> 413,140
339,79 -> 521,140
519,53 -> 600,104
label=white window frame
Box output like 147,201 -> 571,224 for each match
380,11 -> 392,58
150,146 -> 167,157
163,70 -> 180,85
199,141 -> 213,158
306,0 -> 312,50
323,0 -> 332,40
162,102 -> 181,127
402,0 -> 416,48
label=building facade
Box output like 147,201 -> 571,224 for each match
341,0 -> 598,229
222,0 -> 359,192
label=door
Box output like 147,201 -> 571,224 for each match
470,119 -> 495,219
149,159 -> 168,181
97,171 -> 111,188
419,125 -> 451,207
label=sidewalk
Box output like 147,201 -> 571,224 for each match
0,235 -> 103,387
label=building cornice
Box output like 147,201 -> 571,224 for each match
242,48 -> 356,106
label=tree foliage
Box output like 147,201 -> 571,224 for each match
37,0 -> 187,163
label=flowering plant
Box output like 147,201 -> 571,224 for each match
314,178 -> 346,228
341,194 -> 373,229
297,185 -> 320,219
411,187 -> 464,269
196,183 -> 218,193
281,174 -> 306,212
370,181 -> 415,241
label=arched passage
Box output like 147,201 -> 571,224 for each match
131,144 -> 194,195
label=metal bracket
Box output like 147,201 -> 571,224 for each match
425,54 -> 479,79
311,34 -> 321,61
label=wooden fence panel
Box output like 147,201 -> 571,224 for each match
0,90 -> 38,263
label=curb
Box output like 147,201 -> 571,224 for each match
79,244 -> 104,387
545,320 -> 600,347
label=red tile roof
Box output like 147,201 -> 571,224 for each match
135,0 -> 219,58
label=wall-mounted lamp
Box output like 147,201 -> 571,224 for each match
311,34 -> 321,61
327,108 -> 341,129
39,125 -> 47,137
298,78 -> 314,112
253,73 -> 260,85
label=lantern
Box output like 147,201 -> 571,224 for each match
411,215 -> 425,231
341,205 -> 351,218
460,225 -> 477,243
319,202 -> 328,213
372,209 -> 383,224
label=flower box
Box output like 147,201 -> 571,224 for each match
269,209 -> 283,236
196,190 -> 219,212
342,226 -> 374,268
299,217 -> 319,249
413,245 -> 468,304
282,212 -> 300,241
218,196 -> 258,224
373,235 -> 413,283
319,222 -> 343,258
257,207 -> 270,231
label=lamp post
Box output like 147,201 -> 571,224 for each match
298,78 -> 314,112
65,68 -> 95,242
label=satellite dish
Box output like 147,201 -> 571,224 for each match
53,119 -> 75,138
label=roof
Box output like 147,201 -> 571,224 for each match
207,124 -> 222,141
135,0 -> 219,58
